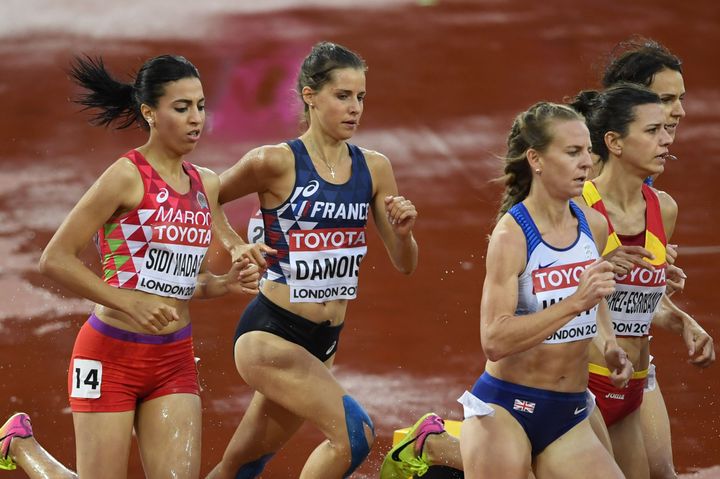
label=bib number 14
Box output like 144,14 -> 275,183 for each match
71,358 -> 102,399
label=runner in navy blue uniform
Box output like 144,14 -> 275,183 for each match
207,42 -> 418,479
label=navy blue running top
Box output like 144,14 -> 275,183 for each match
262,139 -> 373,303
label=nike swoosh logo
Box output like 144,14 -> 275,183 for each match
326,341 -> 337,356
538,260 -> 558,269
574,406 -> 587,415
390,436 -> 419,462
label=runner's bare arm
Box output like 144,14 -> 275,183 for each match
218,145 -> 289,204
194,167 -> 261,296
652,295 -> 715,368
651,189 -> 712,363
39,157 -> 179,331
194,257 -> 259,298
365,150 -> 417,274
595,301 -> 633,387
214,148 -> 280,264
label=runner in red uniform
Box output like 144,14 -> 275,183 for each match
1,54 -> 259,479
571,81 -> 697,479
600,38 -> 715,479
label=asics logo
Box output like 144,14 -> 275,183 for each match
156,188 -> 169,203
303,180 -> 320,198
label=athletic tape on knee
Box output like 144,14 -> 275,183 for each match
342,394 -> 374,477
234,453 -> 274,479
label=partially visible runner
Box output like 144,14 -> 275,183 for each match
599,37 -> 715,479
458,102 -> 631,479
206,41 -> 418,479
0,54 -> 259,479
380,39 -> 715,479
570,81 -> 703,479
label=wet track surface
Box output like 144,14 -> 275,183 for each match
1,0 -> 718,476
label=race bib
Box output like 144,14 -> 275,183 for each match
607,265 -> 666,337
533,259 -> 599,344
287,227 -> 366,303
136,220 -> 211,299
71,358 -> 102,399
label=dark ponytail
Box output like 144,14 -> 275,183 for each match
569,83 -> 660,163
70,56 -> 137,129
69,54 -> 200,130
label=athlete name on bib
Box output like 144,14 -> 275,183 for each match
532,259 -> 599,344
287,227 -> 366,303
137,207 -> 212,300
606,265 -> 665,337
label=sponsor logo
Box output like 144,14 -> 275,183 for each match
196,191 -> 208,209
513,399 -> 536,413
153,223 -> 212,246
156,188 -> 169,203
532,259 -> 594,292
289,181 -> 320,203
605,392 -> 625,400
289,228 -> 366,251
326,340 -> 337,356
538,259 -> 558,270
615,266 -> 666,287
302,180 -> 320,198
574,406 -> 587,415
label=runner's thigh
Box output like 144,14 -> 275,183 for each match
73,411 -> 135,479
135,393 -> 202,479
535,419 -> 623,479
460,405 -> 531,479
235,332 -> 357,442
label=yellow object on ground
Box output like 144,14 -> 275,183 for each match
392,419 -> 461,445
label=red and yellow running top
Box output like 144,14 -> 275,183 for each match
581,181 -> 667,337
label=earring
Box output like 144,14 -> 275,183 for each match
535,168 -> 542,175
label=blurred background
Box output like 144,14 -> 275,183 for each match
0,0 -> 718,476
